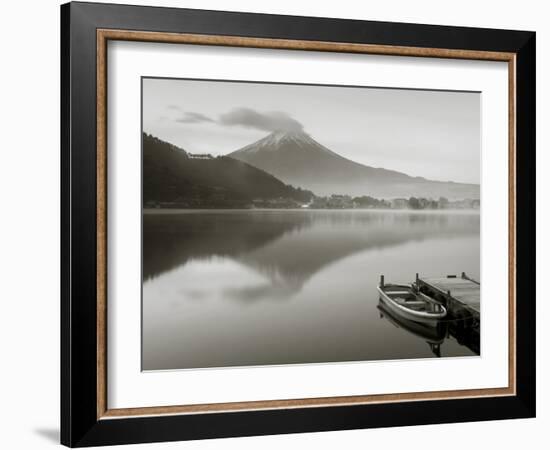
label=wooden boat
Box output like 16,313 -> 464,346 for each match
377,301 -> 447,344
377,281 -> 447,323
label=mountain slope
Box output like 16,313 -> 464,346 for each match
143,133 -> 313,207
229,130 -> 479,199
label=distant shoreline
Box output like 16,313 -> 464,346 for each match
143,208 -> 481,215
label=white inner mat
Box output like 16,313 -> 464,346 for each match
107,40 -> 509,409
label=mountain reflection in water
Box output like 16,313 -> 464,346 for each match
143,209 -> 480,370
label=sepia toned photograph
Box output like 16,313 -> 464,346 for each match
141,77 -> 481,371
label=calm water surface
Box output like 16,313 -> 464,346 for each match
142,209 -> 480,370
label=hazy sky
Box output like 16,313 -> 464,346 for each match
143,77 -> 480,184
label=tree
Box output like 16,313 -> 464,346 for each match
408,197 -> 421,209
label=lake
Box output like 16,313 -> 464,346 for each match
142,209 -> 480,370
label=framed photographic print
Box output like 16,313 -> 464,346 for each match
61,1 -> 536,447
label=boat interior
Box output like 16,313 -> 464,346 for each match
383,285 -> 444,313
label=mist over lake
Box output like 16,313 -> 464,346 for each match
142,209 -> 480,370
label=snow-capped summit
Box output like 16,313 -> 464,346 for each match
235,129 -> 336,155
228,130 -> 479,199
228,129 -> 399,196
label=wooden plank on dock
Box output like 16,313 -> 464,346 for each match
419,277 -> 480,314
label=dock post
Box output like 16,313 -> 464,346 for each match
380,275 -> 384,288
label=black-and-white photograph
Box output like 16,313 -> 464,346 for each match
141,77 -> 481,371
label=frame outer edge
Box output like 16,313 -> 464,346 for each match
60,2 -> 72,447
514,32 -> 536,415
63,2 -> 104,447
62,2 -> 536,446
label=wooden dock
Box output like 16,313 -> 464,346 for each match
416,273 -> 480,323
377,272 -> 481,354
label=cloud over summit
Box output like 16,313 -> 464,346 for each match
219,108 -> 304,132
169,106 -> 304,133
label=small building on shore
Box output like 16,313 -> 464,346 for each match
189,153 -> 214,160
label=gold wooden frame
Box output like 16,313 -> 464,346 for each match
96,29 -> 517,420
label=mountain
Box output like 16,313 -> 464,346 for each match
228,130 -> 479,199
143,133 -> 313,208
